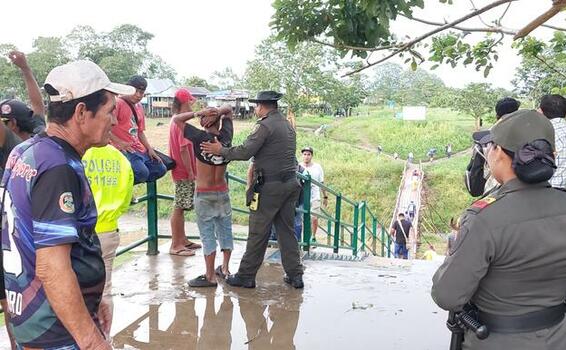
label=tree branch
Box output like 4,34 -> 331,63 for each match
402,14 -> 517,35
469,0 -> 493,28
309,38 -> 401,52
541,23 -> 566,31
534,54 -> 566,80
514,0 -> 566,39
344,0 -> 517,76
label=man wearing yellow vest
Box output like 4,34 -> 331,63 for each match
82,144 -> 133,336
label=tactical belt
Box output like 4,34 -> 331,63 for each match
479,303 -> 566,334
263,171 -> 296,183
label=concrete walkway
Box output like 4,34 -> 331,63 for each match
108,246 -> 449,349
0,241 -> 450,350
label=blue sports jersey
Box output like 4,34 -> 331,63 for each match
1,134 -> 105,348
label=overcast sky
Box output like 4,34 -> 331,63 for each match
1,0 -> 564,90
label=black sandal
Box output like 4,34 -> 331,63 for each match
188,275 -> 217,288
215,266 -> 229,279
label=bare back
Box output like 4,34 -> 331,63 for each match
195,160 -> 227,189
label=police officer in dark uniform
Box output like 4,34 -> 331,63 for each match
201,91 -> 304,289
432,109 -> 566,349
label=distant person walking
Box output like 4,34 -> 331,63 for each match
408,152 -> 414,163
300,146 -> 327,243
427,148 -> 436,162
445,143 -> 452,158
390,213 -> 413,259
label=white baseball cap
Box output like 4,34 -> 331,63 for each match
44,60 -> 135,102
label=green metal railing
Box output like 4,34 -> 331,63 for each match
117,172 -> 391,258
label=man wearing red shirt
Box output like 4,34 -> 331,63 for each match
110,75 -> 166,184
168,88 -> 202,256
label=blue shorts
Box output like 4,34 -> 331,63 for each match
194,191 -> 233,256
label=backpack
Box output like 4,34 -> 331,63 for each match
465,144 -> 487,197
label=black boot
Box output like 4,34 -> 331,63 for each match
226,274 -> 256,288
284,274 -> 304,289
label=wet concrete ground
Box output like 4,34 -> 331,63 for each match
107,243 -> 449,349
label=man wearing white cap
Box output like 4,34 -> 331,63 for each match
0,60 -> 133,350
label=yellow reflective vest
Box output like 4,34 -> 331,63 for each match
82,145 -> 134,234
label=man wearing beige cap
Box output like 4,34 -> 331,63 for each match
1,60 -> 133,350
432,110 -> 566,349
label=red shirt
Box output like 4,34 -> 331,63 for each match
168,119 -> 196,181
111,97 -> 146,153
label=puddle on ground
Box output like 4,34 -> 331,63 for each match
109,252 -> 449,349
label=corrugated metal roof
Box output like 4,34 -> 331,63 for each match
145,79 -> 174,96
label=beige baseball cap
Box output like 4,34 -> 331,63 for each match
44,60 -> 135,102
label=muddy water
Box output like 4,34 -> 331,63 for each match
109,251 -> 448,349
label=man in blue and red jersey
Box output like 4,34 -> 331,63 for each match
1,60 -> 134,350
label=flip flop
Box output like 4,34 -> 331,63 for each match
215,265 -> 229,279
188,275 -> 217,288
185,242 -> 202,250
169,247 -> 196,256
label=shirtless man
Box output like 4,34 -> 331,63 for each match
173,105 -> 234,287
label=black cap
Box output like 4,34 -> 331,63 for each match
127,75 -> 147,91
472,130 -> 491,145
301,146 -> 314,154
249,90 -> 283,103
0,99 -> 33,121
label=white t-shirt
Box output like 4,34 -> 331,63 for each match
301,162 -> 324,202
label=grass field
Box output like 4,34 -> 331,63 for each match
417,155 -> 475,255
133,117 -> 403,228
325,107 -> 474,162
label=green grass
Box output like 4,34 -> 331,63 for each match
327,107 -> 474,162
418,155 -> 475,255
295,114 -> 335,129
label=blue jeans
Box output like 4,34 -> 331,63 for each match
194,191 -> 234,256
394,243 -> 408,259
270,208 -> 302,242
124,151 -> 167,184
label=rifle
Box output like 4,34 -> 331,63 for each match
447,305 -> 490,350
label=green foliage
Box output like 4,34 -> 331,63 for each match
513,33 -> 566,101
182,76 -> 218,91
210,67 -> 243,90
429,33 -> 502,78
271,0 -> 424,58
271,0 -> 511,75
367,62 -> 448,106
0,24 -> 178,99
243,35 -> 364,114
454,83 -> 498,130
421,155 -> 472,234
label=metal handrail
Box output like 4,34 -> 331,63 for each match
117,170 -> 389,258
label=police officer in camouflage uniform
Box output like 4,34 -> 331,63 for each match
201,91 -> 304,289
432,109 -> 566,349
